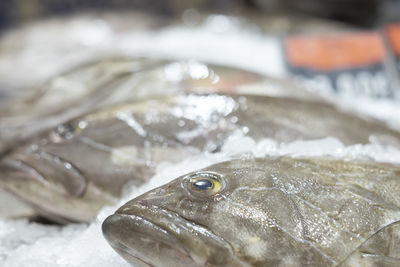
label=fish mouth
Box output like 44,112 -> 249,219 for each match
0,149 -> 89,223
102,201 -> 234,267
0,158 -> 49,187
102,213 -> 192,267
0,149 -> 87,198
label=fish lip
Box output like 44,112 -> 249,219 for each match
103,209 -> 194,266
115,201 -> 191,249
105,230 -> 153,267
104,200 -> 235,266
32,149 -> 87,197
0,149 -> 87,198
0,158 -> 51,187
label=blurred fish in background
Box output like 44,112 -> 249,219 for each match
0,0 -> 399,145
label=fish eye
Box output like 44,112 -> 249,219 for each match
192,179 -> 213,191
54,123 -> 76,139
184,172 -> 224,197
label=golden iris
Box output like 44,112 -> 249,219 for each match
185,172 -> 224,197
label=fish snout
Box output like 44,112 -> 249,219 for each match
0,148 -> 87,198
102,201 -> 234,267
102,213 -> 195,267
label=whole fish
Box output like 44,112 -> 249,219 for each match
103,157 -> 400,266
1,93 -> 400,223
0,57 -> 274,156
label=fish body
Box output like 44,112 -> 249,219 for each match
0,9 -> 342,155
103,157 -> 400,266
1,93 -> 399,222
0,57 -> 275,155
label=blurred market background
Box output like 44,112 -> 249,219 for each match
0,0 -> 399,100
1,0 -> 399,28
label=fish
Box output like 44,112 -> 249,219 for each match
1,93 -> 400,223
102,156 -> 400,266
0,57 -> 275,156
0,56 -> 167,155
0,9 -> 346,155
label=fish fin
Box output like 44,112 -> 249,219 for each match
338,221 -> 400,266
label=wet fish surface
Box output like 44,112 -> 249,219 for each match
0,57 -> 273,156
1,93 -> 399,223
103,157 -> 400,266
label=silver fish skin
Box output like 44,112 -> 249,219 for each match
1,93 -> 400,223
0,57 -> 275,156
103,157 -> 400,267
0,56 -> 167,155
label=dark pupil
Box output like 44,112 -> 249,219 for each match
193,179 -> 213,190
56,123 -> 75,138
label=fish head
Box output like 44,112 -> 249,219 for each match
0,119 -> 151,222
102,159 -> 268,266
0,94 -> 241,223
105,157 -> 398,266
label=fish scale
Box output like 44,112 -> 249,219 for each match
1,93 -> 400,223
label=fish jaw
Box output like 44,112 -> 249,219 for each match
0,148 -> 87,198
0,148 -> 115,223
102,213 -> 193,267
102,201 -> 235,267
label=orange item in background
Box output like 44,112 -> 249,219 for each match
387,24 -> 400,56
285,32 -> 386,72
